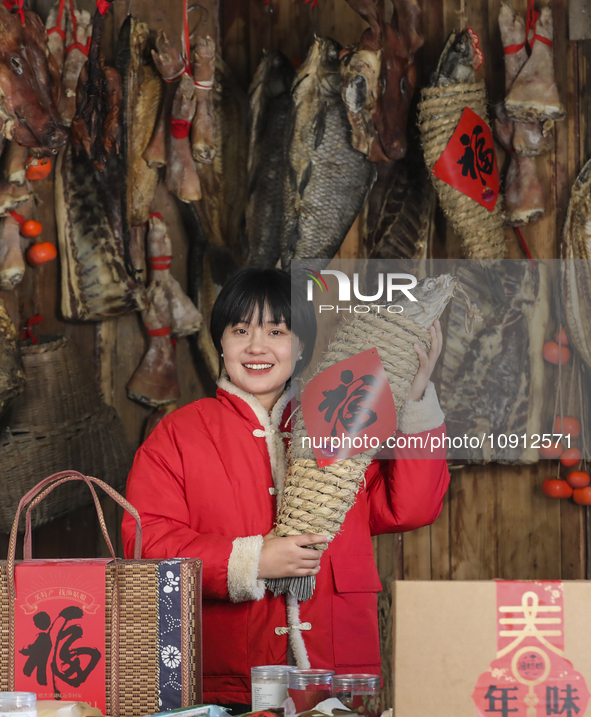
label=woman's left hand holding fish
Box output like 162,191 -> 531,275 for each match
407,319 -> 443,402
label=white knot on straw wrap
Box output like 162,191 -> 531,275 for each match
274,622 -> 312,635
418,81 -> 507,260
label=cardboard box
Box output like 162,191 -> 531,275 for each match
393,580 -> 591,717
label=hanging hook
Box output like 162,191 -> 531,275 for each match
188,3 -> 208,40
127,0 -> 133,16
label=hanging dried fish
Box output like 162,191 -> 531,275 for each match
364,143 -> 435,260
418,30 -> 506,259
280,38 -> 376,269
55,144 -> 146,320
126,281 -> 180,407
246,51 -> 294,269
269,274 -> 461,601
561,159 -> 591,373
191,36 -> 216,163
116,16 -> 162,227
194,57 -> 248,260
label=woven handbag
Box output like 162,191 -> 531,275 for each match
0,471 -> 203,717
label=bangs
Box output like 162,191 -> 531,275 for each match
228,289 -> 291,330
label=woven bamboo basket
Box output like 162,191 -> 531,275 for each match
0,336 -> 134,532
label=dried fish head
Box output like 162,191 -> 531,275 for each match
432,29 -> 475,87
296,37 -> 342,98
397,273 -> 458,328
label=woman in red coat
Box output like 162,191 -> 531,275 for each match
122,268 -> 450,706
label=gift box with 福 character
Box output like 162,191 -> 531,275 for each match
0,471 -> 202,717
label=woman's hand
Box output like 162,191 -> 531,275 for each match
257,530 -> 330,579
407,319 -> 443,402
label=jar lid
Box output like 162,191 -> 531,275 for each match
288,668 -> 335,688
333,674 -> 381,688
251,665 -> 297,678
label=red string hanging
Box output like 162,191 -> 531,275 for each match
504,0 -> 551,54
149,212 -> 165,222
47,0 -> 66,41
3,0 -> 25,24
514,227 -> 535,268
148,256 -> 173,271
64,0 -> 91,56
22,314 -> 44,344
147,327 -> 171,337
96,0 -> 111,15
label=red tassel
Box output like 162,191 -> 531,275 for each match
147,327 -> 171,337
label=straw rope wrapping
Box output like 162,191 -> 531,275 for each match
418,81 -> 507,259
268,310 -> 432,601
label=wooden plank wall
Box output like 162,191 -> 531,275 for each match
0,0 -> 588,694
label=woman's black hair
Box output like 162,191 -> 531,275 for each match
210,267 -> 317,378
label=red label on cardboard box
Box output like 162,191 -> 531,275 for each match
472,581 -> 590,717
432,106 -> 500,211
15,560 -> 109,713
301,349 -> 396,467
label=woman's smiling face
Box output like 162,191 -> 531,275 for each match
221,306 -> 303,411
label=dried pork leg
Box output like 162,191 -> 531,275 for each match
56,143 -> 146,320
126,281 -> 180,406
513,119 -> 554,156
144,30 -> 186,168
0,298 -> 25,419
561,159 -> 591,372
116,16 -> 162,227
191,36 -> 216,163
166,74 -> 200,202
59,9 -> 92,125
0,180 -> 30,215
0,213 -> 25,290
3,142 -> 27,185
147,214 -> 201,336
45,0 -> 67,72
505,8 -> 565,122
144,402 -> 177,440
504,155 -> 544,226
498,1 -> 553,156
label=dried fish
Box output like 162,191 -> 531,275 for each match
116,16 -> 162,227
561,159 -> 591,373
246,51 -> 294,268
280,38 -> 376,269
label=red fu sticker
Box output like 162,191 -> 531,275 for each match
432,106 -> 499,211
301,349 -> 396,467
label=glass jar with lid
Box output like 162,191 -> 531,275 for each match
333,675 -> 381,717
288,669 -> 335,713
251,665 -> 296,710
0,693 -> 36,717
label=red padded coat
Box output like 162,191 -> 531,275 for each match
122,378 -> 450,704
